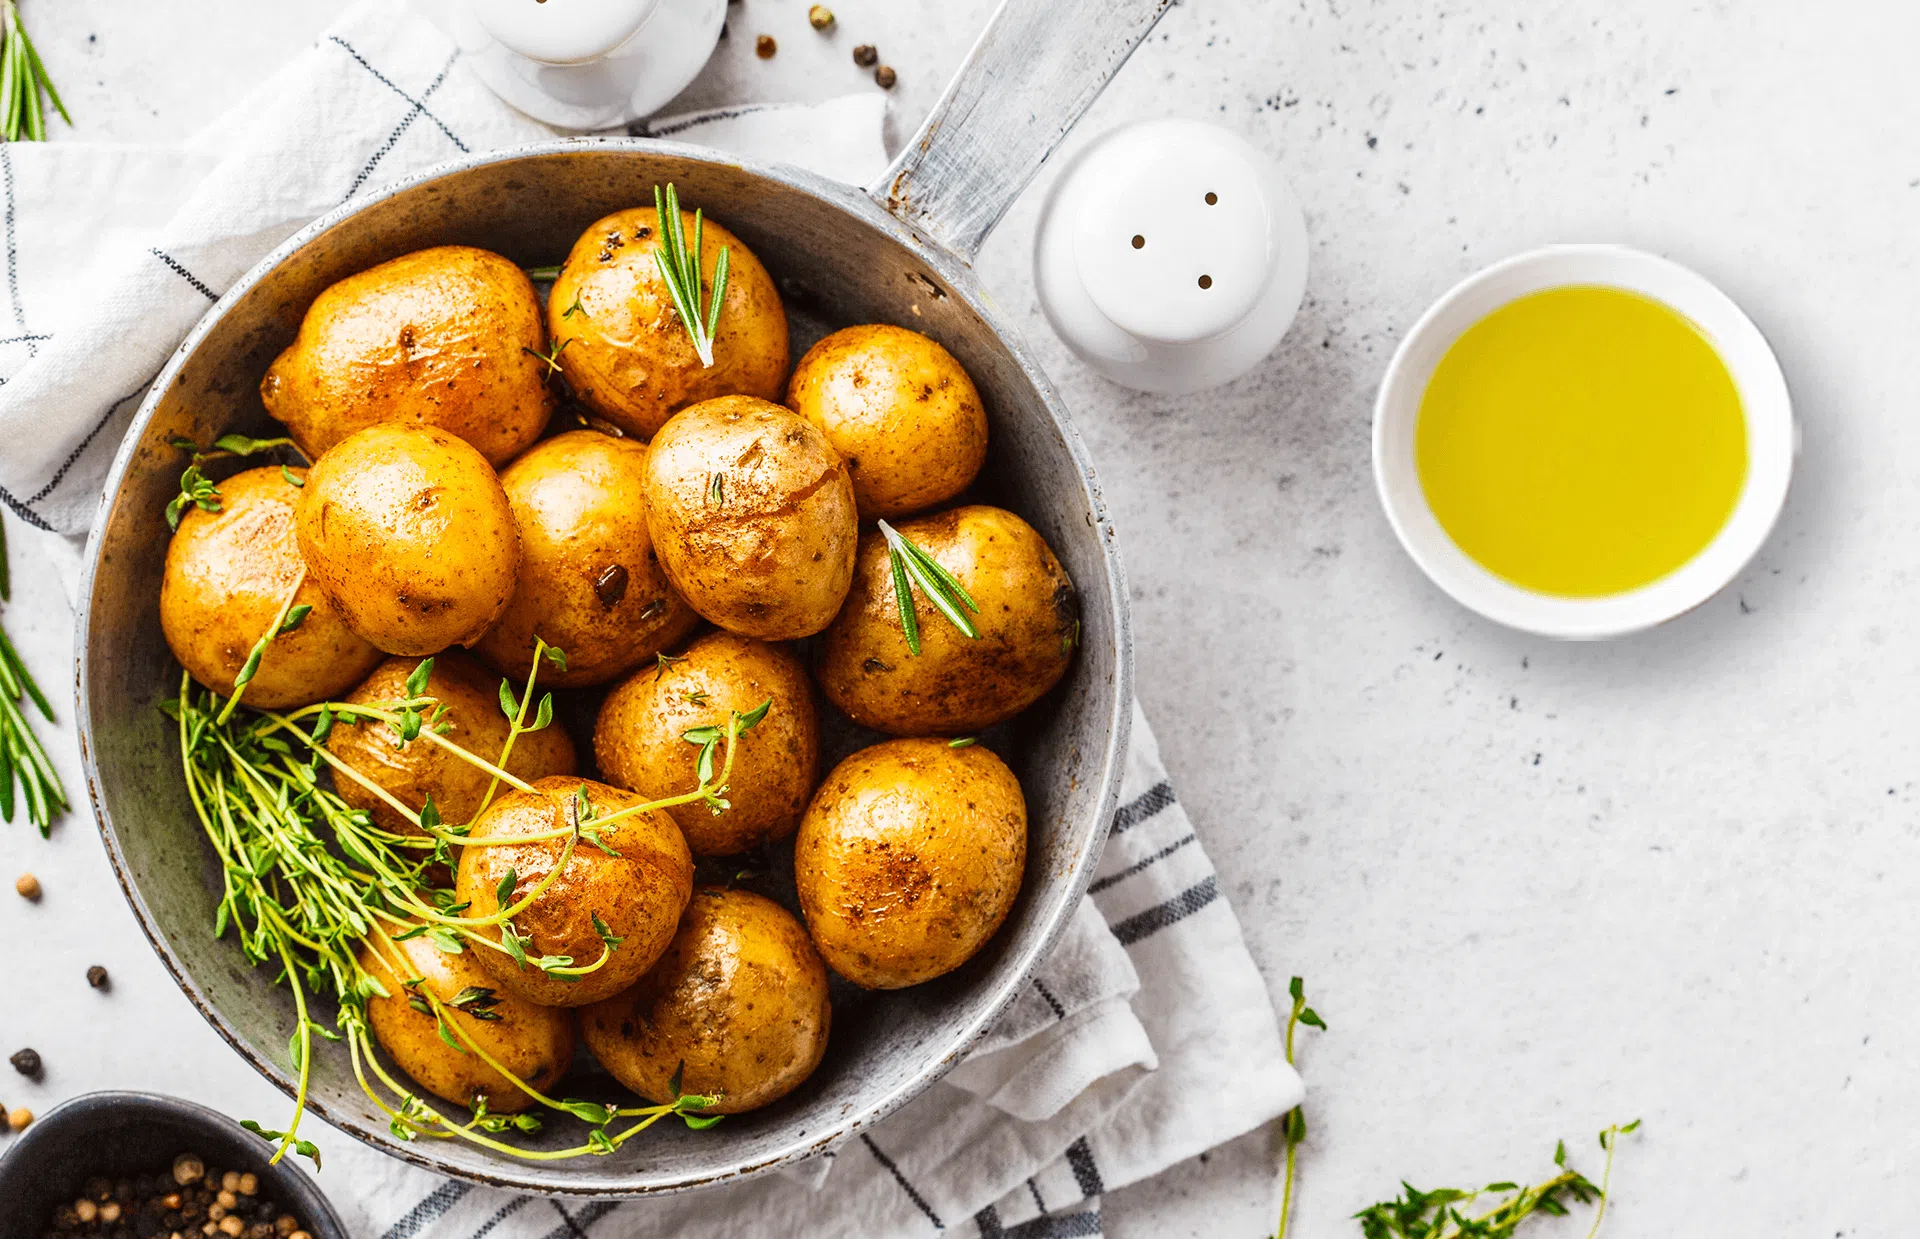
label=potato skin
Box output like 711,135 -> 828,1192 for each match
295,423 -> 522,657
581,888 -> 830,1114
159,466 -> 381,708
786,324 -> 987,519
471,430 -> 699,687
456,776 -> 694,1007
795,739 -> 1027,989
593,632 -> 818,856
549,207 -> 788,440
817,505 -> 1078,736
642,396 -> 857,640
327,651 -> 577,835
361,931 -> 575,1114
260,245 -> 555,466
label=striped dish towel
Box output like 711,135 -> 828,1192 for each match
0,2 -> 1300,1233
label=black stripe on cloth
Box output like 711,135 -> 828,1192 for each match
537,1199 -> 613,1239
1109,781 -> 1174,836
1064,1137 -> 1104,1199
1031,977 -> 1067,1020
863,1132 -> 945,1231
379,1181 -> 472,1239
637,103 -> 783,138
149,248 -> 219,302
1111,876 -> 1219,947
329,36 -> 471,153
974,1204 -> 1006,1238
0,332 -> 48,345
1006,1211 -> 1102,1239
23,368 -> 162,508
469,1195 -> 534,1238
1087,833 -> 1197,894
342,50 -> 461,202
0,483 -> 55,530
1,143 -> 31,358
1026,1178 -> 1046,1214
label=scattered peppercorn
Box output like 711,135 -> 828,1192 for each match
174,1153 -> 206,1185
808,5 -> 834,30
9,1047 -> 41,1078
852,43 -> 877,67
874,64 -> 897,89
594,563 -> 630,608
14,871 -> 40,899
754,34 -> 776,58
8,1106 -> 32,1131
49,1155 -> 308,1237
87,964 -> 109,989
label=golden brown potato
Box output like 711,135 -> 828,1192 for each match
160,466 -> 382,709
581,888 -> 829,1114
361,930 -> 574,1114
794,739 -> 1027,989
456,776 -> 693,1007
327,651 -> 576,836
786,324 -> 988,519
295,423 -> 521,657
817,505 -> 1078,736
471,430 -> 699,687
548,207 -> 787,439
593,632 -> 818,857
260,245 -> 555,466
642,396 -> 856,640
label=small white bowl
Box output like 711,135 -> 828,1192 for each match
1372,244 -> 1795,639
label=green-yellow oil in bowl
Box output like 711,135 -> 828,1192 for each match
1415,285 -> 1748,598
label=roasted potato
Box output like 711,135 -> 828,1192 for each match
327,651 -> 577,836
794,738 -> 1027,989
456,776 -> 694,1007
471,430 -> 699,687
260,245 -> 555,466
817,505 -> 1078,735
160,466 -> 381,708
642,396 -> 857,640
295,423 -> 522,657
594,632 -> 818,856
581,887 -> 830,1114
548,207 -> 788,439
786,324 -> 988,519
360,930 -> 574,1114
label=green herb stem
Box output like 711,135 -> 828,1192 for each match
0,0 -> 69,144
651,183 -> 731,368
0,521 -> 67,834
877,520 -> 980,657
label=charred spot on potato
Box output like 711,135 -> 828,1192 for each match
1051,582 -> 1079,630
594,563 -> 631,608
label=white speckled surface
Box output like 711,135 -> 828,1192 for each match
6,0 -> 1919,1234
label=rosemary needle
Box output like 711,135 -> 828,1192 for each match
0,0 -> 70,144
651,183 -> 731,367
0,519 -> 68,835
877,520 -> 980,656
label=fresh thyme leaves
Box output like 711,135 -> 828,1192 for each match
0,0 -> 69,143
216,567 -> 310,726
1273,976 -> 1325,1239
523,336 -> 572,378
563,291 -> 585,319
1354,1121 -> 1640,1239
947,736 -> 976,748
682,697 -> 770,812
0,521 -> 67,835
709,471 -> 726,506
877,520 -> 980,656
523,265 -> 562,282
163,433 -> 299,530
651,182 -> 731,368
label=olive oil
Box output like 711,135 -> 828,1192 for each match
1415,285 -> 1747,598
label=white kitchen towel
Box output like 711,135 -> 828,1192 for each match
0,2 -> 1301,1235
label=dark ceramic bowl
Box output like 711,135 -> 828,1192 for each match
0,1092 -> 347,1239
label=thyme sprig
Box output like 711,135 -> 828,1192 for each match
164,433 -> 300,531
651,182 -> 730,368
0,0 -> 69,143
878,520 -> 979,656
1273,976 -> 1325,1239
0,519 -> 66,834
1354,1121 -> 1641,1239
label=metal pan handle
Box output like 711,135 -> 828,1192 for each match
868,0 -> 1174,263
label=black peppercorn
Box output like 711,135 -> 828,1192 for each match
874,65 -> 897,89
86,965 -> 110,989
755,34 -> 776,58
9,1047 -> 41,1078
852,43 -> 877,67
593,564 -> 630,608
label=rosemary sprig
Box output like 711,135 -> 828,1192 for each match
1354,1121 -> 1640,1239
164,433 -> 300,531
1273,976 -> 1325,1239
0,518 -> 67,834
0,0 -> 69,144
877,520 -> 979,656
651,182 -> 731,368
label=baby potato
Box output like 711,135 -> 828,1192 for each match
548,206 -> 788,439
594,632 -> 818,856
456,776 -> 693,1007
160,466 -> 381,708
786,324 -> 988,519
582,888 -> 830,1114
817,505 -> 1078,736
643,396 -> 857,640
295,423 -> 521,657
327,650 -> 576,836
471,430 -> 699,687
260,245 -> 555,466
361,930 -> 574,1114
794,738 -> 1027,989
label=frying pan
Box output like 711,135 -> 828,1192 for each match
76,0 -> 1167,1196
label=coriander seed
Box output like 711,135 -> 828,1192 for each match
755,34 -> 776,58
174,1153 -> 205,1185
808,5 -> 834,30
874,64 -> 897,89
13,872 -> 39,899
852,43 -> 877,67
7,1105 -> 32,1131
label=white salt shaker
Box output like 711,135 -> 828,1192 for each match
1034,119 -> 1309,395
428,0 -> 727,131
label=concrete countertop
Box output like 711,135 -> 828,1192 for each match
5,0 -> 1916,1234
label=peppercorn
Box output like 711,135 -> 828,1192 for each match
14,871 -> 40,899
754,34 -> 776,58
852,43 -> 877,67
808,5 -> 834,30
874,65 -> 897,89
8,1106 -> 32,1131
10,1047 -> 41,1078
593,564 -> 629,608
87,964 -> 111,989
